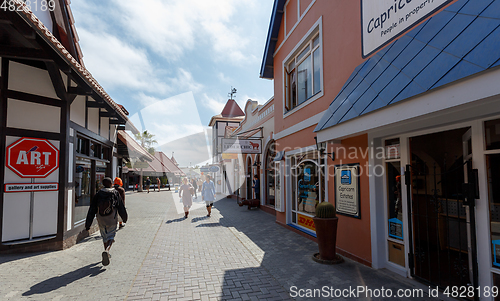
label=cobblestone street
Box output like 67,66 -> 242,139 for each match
0,191 -> 448,300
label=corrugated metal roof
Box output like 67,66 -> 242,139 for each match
316,0 -> 500,132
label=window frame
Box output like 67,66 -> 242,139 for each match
282,18 -> 323,118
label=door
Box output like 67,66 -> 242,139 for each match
406,128 -> 478,291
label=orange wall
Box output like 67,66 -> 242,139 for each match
328,134 -> 371,264
300,0 -> 312,16
285,0 -> 298,35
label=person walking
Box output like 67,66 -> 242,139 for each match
85,177 -> 127,266
252,175 -> 260,200
113,177 -> 126,229
157,177 -> 161,192
179,177 -> 194,218
191,178 -> 198,199
201,175 -> 216,217
145,177 -> 151,193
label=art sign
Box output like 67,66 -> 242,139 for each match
361,0 -> 453,57
222,138 -> 262,154
334,164 -> 360,218
7,137 -> 59,178
5,183 -> 59,193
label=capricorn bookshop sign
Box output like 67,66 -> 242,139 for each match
222,138 -> 262,154
361,0 -> 453,57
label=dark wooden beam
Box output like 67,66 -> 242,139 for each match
99,111 -> 116,118
45,62 -> 67,101
86,100 -> 106,108
109,119 -> 125,125
6,89 -> 61,107
0,47 -> 51,61
68,86 -> 92,95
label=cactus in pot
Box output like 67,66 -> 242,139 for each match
315,201 -> 336,218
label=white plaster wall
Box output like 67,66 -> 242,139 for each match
31,8 -> 53,33
2,192 -> 30,242
100,117 -> 109,140
32,191 -> 58,237
9,61 -> 58,99
70,96 -> 86,127
7,99 -> 60,133
87,108 -> 99,134
67,189 -> 73,231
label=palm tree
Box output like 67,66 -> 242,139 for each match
134,130 -> 157,191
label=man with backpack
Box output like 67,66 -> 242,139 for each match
85,177 -> 128,266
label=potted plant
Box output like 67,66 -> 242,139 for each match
312,202 -> 343,264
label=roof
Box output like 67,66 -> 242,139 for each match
221,99 -> 245,117
315,0 -> 500,132
10,1 -> 137,132
170,155 -> 178,166
117,130 -> 154,162
208,114 -> 244,127
260,0 -> 286,79
155,152 -> 185,176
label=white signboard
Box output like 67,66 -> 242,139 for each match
222,138 -> 262,154
334,164 -> 360,218
5,183 -> 59,193
361,0 -> 452,57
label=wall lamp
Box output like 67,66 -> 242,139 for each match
314,136 -> 335,161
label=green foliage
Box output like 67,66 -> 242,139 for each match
134,130 -> 158,154
315,202 -> 336,218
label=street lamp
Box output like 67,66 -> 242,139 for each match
314,136 -> 335,161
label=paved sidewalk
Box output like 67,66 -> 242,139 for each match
0,191 -> 451,300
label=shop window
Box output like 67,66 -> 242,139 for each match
265,141 -> 277,206
487,154 -> 500,268
76,136 -> 89,155
290,152 -> 325,232
285,33 -> 321,113
485,119 -> 500,150
74,157 -> 91,224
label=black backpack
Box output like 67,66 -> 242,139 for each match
97,190 -> 118,216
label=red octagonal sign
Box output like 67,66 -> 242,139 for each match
7,137 -> 59,178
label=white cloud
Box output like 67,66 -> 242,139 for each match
201,93 -> 226,115
112,0 -> 256,64
129,92 -> 205,146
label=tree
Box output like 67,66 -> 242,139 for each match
134,130 -> 158,191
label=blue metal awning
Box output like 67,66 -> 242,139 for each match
316,0 -> 500,132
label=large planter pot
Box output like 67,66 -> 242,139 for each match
313,217 -> 338,261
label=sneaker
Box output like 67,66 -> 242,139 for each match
102,251 -> 110,266
119,223 -> 125,229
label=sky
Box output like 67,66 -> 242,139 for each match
71,0 -> 275,167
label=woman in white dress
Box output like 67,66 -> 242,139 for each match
179,177 -> 194,218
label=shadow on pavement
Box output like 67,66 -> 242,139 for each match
195,222 -> 222,228
166,217 -> 186,224
22,262 -> 105,296
191,216 -> 209,223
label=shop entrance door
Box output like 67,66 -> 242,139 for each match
406,127 -> 478,291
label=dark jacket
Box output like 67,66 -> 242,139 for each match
85,187 -> 128,230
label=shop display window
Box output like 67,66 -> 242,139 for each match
487,154 -> 500,268
74,158 -> 91,224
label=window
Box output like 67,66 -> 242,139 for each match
285,34 -> 321,113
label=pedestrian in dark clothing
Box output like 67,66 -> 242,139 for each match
114,177 -> 126,229
252,175 -> 260,200
145,177 -> 151,193
85,177 -> 128,266
191,178 -> 198,199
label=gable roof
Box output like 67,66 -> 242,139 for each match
260,0 -> 286,79
315,0 -> 500,132
155,152 -> 185,176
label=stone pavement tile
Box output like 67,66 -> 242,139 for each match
0,191 -> 171,301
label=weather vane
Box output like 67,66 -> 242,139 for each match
228,87 -> 237,99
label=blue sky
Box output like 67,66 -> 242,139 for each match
71,0 -> 275,166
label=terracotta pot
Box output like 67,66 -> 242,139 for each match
313,217 -> 338,261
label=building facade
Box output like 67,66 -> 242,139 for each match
261,0 -> 500,295
0,2 -> 139,252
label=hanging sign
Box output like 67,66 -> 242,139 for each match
334,164 -> 361,218
7,137 -> 59,178
5,183 -> 59,193
222,138 -> 262,154
361,0 -> 453,57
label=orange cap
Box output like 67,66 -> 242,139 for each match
114,177 -> 123,186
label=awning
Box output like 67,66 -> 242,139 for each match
315,0 -> 500,133
117,130 -> 154,162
